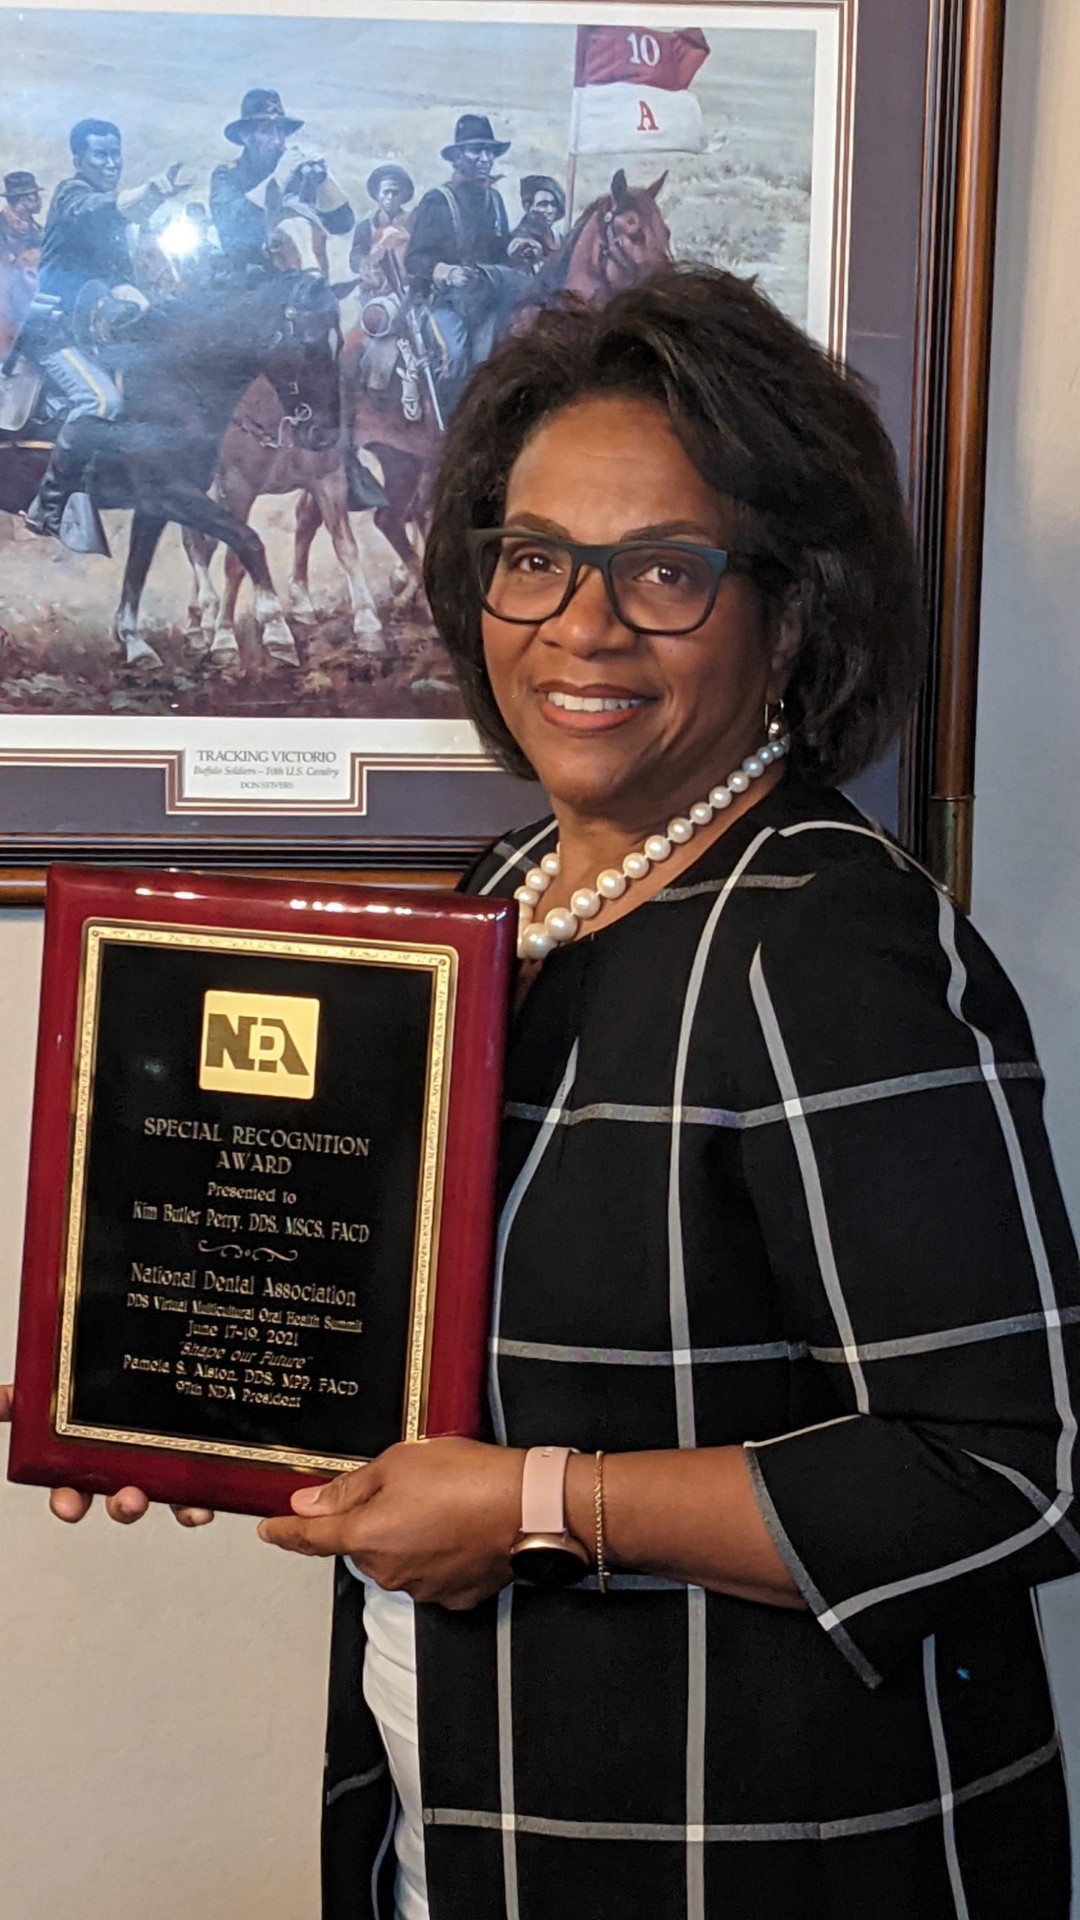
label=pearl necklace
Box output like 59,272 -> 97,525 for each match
515,731 -> 790,961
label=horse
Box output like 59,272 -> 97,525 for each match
180,213 -> 384,668
346,169 -> 673,602
0,268 -> 343,672
532,168 -> 670,305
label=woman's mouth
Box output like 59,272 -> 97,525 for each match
536,686 -> 649,732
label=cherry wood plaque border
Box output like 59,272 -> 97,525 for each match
6,865 -> 516,1515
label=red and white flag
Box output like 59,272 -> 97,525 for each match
569,24 -> 710,156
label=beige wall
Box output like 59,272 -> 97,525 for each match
0,911 -> 331,1919
973,0 -> 1080,1859
2,0 -> 1080,1910
974,0 -> 1080,1214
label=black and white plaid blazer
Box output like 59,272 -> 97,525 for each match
323,776 -> 1080,1920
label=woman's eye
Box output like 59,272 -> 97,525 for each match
642,560 -> 688,588
506,546 -> 560,575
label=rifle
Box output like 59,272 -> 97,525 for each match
383,250 -> 445,435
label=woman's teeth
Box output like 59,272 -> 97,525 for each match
545,691 -> 644,712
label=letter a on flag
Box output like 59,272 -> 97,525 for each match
569,25 -> 710,156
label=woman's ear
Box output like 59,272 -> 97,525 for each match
767,584 -> 802,697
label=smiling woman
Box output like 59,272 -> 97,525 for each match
318,265 -> 1080,1919
9,266 -> 1078,1920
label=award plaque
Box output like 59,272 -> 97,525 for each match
7,867 -> 515,1516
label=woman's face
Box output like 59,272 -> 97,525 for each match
481,394 -> 795,829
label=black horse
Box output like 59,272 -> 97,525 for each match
1,270 -> 342,670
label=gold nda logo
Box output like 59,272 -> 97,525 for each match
199,991 -> 320,1100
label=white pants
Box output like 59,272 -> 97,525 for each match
350,1564 -> 429,1920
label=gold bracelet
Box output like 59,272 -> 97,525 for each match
594,1449 -> 608,1594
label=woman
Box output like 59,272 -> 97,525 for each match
7,267 -> 1079,1919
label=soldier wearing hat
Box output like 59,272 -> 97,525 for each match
347,164 -> 419,417
350,164 -> 415,283
36,121 -> 187,316
211,88 -> 353,278
405,112 -> 526,416
22,118 -> 188,536
0,170 -> 44,271
508,173 -> 566,272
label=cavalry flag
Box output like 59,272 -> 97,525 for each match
569,24 -> 711,156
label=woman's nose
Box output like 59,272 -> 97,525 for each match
541,566 -> 631,652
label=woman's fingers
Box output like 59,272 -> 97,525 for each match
257,1511 -> 345,1555
257,1471 -> 372,1555
49,1486 -> 93,1523
5,1392 -> 212,1527
289,1467 -> 372,1517
170,1505 -> 215,1527
105,1487 -> 151,1524
47,1485 -> 213,1526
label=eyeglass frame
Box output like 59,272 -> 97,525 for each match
465,528 -> 783,638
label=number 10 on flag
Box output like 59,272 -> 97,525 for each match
569,23 -> 711,156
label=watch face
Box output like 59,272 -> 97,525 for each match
510,1544 -> 589,1590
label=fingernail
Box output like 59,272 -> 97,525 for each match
256,1521 -> 271,1542
292,1484 -> 323,1510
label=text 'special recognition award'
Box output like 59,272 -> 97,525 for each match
7,867 -> 515,1516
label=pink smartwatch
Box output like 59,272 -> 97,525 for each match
509,1445 -> 590,1588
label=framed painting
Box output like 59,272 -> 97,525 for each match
0,0 -> 1002,898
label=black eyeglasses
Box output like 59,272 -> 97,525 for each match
467,529 -> 768,637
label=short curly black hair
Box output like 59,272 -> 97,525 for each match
422,266 -> 925,788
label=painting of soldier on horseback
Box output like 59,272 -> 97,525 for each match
0,4 -> 829,734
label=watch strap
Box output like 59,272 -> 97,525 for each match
520,1444 -> 575,1536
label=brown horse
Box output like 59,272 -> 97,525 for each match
181,368 -> 384,668
347,169 -> 672,601
540,168 -> 670,303
187,171 -> 671,667
181,213 -> 384,667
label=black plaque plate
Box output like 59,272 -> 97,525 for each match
68,932 -> 437,1465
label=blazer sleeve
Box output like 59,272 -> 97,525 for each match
737,853 -> 1080,1688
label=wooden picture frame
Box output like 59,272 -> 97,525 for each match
905,0 -> 1006,910
0,0 -> 1004,902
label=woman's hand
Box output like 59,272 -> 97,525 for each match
0,1382 -> 214,1528
258,1436 -> 525,1609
